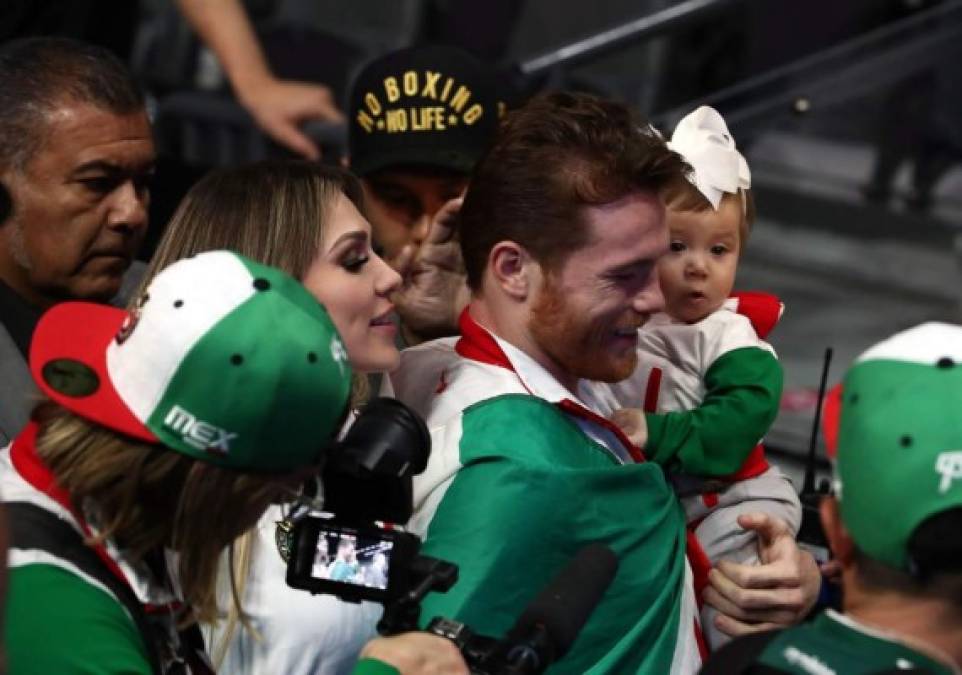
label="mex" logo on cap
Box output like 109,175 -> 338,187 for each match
164,404 -> 237,455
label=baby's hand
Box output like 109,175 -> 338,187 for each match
610,407 -> 648,449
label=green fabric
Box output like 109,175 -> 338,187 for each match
350,658 -> 401,675
235,253 -> 339,319
418,394 -> 688,674
839,357 -> 962,569
148,257 -> 352,472
645,346 -> 782,475
4,564 -> 152,675
758,611 -> 954,674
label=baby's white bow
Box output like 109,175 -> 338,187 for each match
667,106 -> 750,210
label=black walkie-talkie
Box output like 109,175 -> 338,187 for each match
797,347 -> 833,565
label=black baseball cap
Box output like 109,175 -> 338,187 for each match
348,45 -> 500,176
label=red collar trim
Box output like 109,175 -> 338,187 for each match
11,421 -> 178,613
455,308 -> 514,371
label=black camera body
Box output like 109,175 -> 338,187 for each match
425,617 -> 518,674
319,397 -> 430,525
282,397 -> 462,633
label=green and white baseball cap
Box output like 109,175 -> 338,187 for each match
822,322 -> 962,570
30,250 -> 353,473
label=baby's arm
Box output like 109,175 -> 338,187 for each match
645,347 -> 782,475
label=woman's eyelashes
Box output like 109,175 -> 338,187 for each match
340,250 -> 370,272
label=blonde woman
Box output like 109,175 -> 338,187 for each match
141,161 -> 417,675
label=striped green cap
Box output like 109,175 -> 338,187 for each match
823,322 -> 962,570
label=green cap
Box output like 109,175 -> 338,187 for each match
31,250 -> 353,473
822,322 -> 962,570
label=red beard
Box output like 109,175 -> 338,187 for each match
529,277 -> 640,384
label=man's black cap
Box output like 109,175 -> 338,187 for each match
348,45 -> 500,176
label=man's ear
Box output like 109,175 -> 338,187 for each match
820,495 -> 855,566
488,241 -> 534,300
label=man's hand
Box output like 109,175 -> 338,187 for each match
358,632 -> 469,675
238,77 -> 343,160
704,512 -> 820,637
609,408 -> 648,449
392,197 -> 470,345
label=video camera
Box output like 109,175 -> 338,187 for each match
280,396 -> 463,631
280,397 -> 619,673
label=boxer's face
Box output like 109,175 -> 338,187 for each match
529,191 -> 668,386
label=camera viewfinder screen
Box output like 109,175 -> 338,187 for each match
311,531 -> 393,590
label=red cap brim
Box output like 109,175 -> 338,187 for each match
30,302 -> 157,443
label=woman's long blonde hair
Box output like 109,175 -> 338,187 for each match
141,160 -> 366,295
140,160 -> 372,663
33,402 -> 284,625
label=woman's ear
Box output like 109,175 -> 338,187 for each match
820,495 -> 855,566
488,241 -> 535,301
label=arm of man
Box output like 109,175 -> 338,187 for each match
644,347 -> 783,476
176,0 -> 343,159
